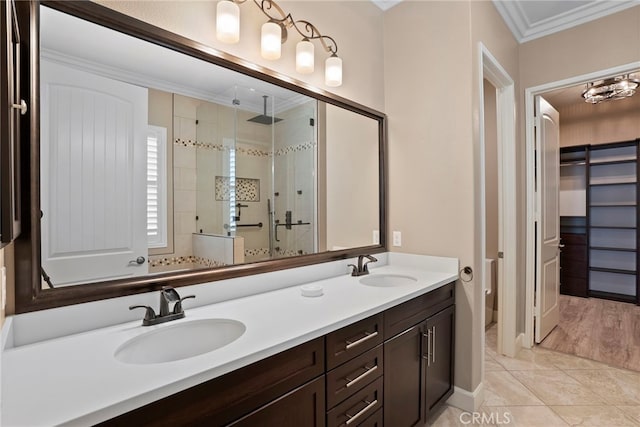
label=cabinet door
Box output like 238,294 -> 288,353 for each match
228,376 -> 325,427
383,323 -> 426,427
425,305 -> 455,418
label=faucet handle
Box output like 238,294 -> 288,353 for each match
173,295 -> 196,314
129,305 -> 157,322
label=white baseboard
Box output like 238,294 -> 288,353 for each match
447,382 -> 484,412
515,332 -> 526,351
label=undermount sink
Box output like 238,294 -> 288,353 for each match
359,274 -> 418,287
115,318 -> 246,364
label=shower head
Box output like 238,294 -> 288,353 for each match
247,95 -> 283,125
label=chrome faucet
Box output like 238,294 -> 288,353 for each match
130,287 -> 195,326
348,255 -> 378,276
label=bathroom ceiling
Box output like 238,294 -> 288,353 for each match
371,1 -> 639,44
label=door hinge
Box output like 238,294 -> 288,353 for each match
498,251 -> 504,259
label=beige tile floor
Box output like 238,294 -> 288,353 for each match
428,324 -> 640,426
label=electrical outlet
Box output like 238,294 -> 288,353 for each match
372,230 -> 380,244
392,231 -> 402,247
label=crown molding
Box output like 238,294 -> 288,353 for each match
493,0 -> 640,44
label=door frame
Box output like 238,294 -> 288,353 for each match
524,61 -> 640,347
479,43 -> 517,359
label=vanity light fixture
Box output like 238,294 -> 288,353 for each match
216,0 -> 240,44
582,74 -> 639,104
215,0 -> 341,86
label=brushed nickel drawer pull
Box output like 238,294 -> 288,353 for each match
345,330 -> 378,350
424,330 -> 431,367
345,399 -> 378,425
432,326 -> 436,364
345,364 -> 378,388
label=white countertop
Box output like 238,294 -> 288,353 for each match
2,254 -> 458,426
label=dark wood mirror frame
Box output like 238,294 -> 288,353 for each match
14,0 -> 387,313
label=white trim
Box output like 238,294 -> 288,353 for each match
523,61 -> 640,348
147,125 -> 168,249
492,0 -> 639,43
479,44 -> 518,363
515,332 -> 525,354
447,383 -> 485,412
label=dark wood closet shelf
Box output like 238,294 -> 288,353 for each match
589,290 -> 637,303
590,246 -> 636,253
589,181 -> 637,187
589,267 -> 636,275
590,225 -> 636,230
589,159 -> 637,166
590,203 -> 637,207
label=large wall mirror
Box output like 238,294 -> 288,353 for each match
15,1 -> 386,311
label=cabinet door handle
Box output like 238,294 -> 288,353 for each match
345,330 -> 378,350
345,364 -> 378,388
422,330 -> 431,367
432,326 -> 436,364
345,399 -> 378,425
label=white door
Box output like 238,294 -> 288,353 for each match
41,59 -> 149,286
535,96 -> 561,343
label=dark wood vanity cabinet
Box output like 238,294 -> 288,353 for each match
99,338 -> 325,427
383,283 -> 455,426
101,283 -> 455,427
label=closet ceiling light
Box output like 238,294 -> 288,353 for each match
582,75 -> 639,104
215,0 -> 342,87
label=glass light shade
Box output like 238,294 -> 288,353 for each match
216,1 -> 240,44
296,39 -> 315,74
325,55 -> 342,87
261,22 -> 282,60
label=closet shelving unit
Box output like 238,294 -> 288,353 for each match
559,139 -> 640,304
559,146 -> 589,297
587,140 -> 639,303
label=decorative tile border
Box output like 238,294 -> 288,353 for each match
245,248 -> 271,257
174,138 -> 315,157
149,255 -> 227,268
275,248 -> 308,257
273,141 -> 317,157
215,176 -> 260,201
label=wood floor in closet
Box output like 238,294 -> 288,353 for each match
539,295 -> 640,372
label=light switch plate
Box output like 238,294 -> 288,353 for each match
372,230 -> 380,244
392,231 -> 402,247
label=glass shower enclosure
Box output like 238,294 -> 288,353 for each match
194,85 -> 317,265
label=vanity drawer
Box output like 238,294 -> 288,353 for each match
99,337 -> 324,427
326,345 -> 383,408
326,376 -> 383,427
384,281 -> 455,338
359,409 -> 383,427
326,313 -> 384,370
